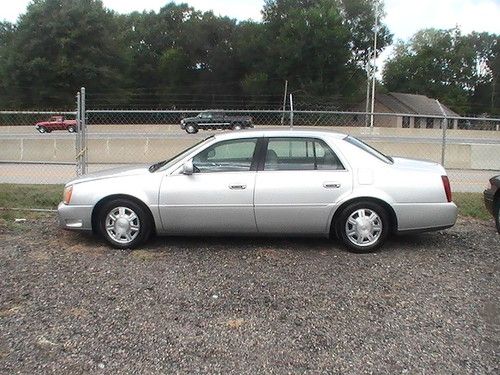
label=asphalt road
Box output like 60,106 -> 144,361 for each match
1,130 -> 500,145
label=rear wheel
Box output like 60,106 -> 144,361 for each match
232,123 -> 242,131
185,124 -> 198,134
67,125 -> 76,133
98,199 -> 151,249
336,201 -> 390,253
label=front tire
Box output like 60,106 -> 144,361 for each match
98,199 -> 151,249
38,126 -> 47,134
185,124 -> 198,134
336,201 -> 390,253
232,123 -> 242,131
67,125 -> 76,133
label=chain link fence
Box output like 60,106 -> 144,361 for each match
1,90 -> 499,214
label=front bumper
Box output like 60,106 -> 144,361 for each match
483,189 -> 495,216
58,202 -> 93,231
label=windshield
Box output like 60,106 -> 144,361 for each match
149,136 -> 214,172
344,136 -> 393,164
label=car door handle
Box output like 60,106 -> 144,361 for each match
229,184 -> 247,190
323,182 -> 341,189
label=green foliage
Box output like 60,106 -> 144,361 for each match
0,0 -> 389,109
383,28 -> 500,115
0,184 -> 63,209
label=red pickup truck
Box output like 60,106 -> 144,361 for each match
35,116 -> 77,133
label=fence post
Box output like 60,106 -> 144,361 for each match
76,91 -> 82,176
289,93 -> 294,130
436,100 -> 448,166
81,87 -> 87,175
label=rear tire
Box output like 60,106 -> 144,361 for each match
186,124 -> 198,134
98,198 -> 151,249
67,125 -> 76,133
232,123 -> 242,131
336,201 -> 390,253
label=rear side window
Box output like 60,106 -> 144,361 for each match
344,136 -> 393,164
264,137 -> 344,171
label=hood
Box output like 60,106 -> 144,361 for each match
391,156 -> 444,173
67,165 -> 151,185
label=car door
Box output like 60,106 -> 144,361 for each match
159,137 -> 261,234
254,137 -> 352,234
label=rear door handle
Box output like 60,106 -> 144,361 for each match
229,184 -> 247,190
323,182 -> 341,189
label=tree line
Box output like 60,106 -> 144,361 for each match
0,0 -> 498,115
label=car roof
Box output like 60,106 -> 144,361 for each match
213,128 -> 348,141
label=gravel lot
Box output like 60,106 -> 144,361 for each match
0,215 -> 498,374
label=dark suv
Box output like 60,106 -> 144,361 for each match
180,111 -> 253,134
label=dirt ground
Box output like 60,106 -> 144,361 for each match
0,215 -> 499,374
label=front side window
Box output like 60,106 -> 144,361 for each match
199,113 -> 212,119
264,138 -> 344,171
192,138 -> 258,173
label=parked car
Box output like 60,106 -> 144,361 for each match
483,175 -> 500,233
58,129 -> 458,253
180,110 -> 253,134
35,116 -> 77,133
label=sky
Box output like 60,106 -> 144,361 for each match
2,0 -> 500,67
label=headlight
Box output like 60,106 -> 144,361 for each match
63,185 -> 73,205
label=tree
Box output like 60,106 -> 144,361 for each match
0,0 -> 126,109
383,28 -> 499,115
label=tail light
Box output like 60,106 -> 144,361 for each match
441,176 -> 452,202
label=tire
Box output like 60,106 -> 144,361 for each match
38,126 -> 47,134
336,201 -> 390,253
495,199 -> 499,234
98,198 -> 151,249
67,125 -> 76,133
185,124 -> 198,134
232,123 -> 242,131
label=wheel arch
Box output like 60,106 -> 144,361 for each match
329,196 -> 398,238
91,194 -> 156,235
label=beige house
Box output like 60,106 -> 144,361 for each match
357,92 -> 459,129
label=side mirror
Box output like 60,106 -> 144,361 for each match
182,159 -> 194,175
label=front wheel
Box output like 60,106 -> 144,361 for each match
232,123 -> 242,131
37,127 -> 46,134
67,125 -> 76,133
98,199 -> 151,249
336,201 -> 390,253
185,124 -> 198,134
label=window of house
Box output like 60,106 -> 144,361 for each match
402,116 -> 410,128
426,118 -> 434,129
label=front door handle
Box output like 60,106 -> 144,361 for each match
229,184 -> 247,190
323,182 -> 341,189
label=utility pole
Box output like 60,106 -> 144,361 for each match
281,80 -> 288,125
370,1 -> 379,129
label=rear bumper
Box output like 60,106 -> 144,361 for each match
393,202 -> 458,233
58,202 -> 93,231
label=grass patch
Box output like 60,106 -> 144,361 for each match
454,192 -> 490,220
0,184 -> 63,209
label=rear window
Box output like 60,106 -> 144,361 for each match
344,136 -> 393,164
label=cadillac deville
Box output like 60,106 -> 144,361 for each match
58,129 -> 458,253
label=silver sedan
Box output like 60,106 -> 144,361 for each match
58,129 -> 458,253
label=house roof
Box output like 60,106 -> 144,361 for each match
377,92 -> 459,117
